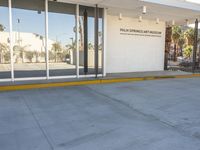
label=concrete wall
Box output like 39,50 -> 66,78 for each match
106,15 -> 166,73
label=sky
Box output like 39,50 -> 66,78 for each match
0,6 -> 102,45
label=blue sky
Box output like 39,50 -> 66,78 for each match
0,6 -> 102,45
0,7 -> 9,32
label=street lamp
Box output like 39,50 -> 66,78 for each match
70,37 -> 74,44
17,18 -> 21,45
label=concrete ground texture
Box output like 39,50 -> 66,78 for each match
0,78 -> 200,150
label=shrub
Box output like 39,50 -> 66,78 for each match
183,45 -> 193,59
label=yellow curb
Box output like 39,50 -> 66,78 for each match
0,80 -> 101,92
100,77 -> 145,84
0,74 -> 200,92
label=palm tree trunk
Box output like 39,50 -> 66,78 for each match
180,45 -> 183,57
79,17 -> 84,50
22,51 -> 25,63
174,44 -> 177,62
0,53 -> 2,63
55,53 -> 57,63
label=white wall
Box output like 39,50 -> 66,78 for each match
106,15 -> 166,73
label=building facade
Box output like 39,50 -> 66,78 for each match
0,0 -> 200,82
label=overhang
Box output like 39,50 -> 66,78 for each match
59,0 -> 200,25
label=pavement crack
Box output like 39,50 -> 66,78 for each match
86,86 -> 200,141
58,128 -> 117,149
22,96 -> 55,150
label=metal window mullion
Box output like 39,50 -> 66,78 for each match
102,8 -> 107,77
83,10 -> 88,74
76,4 -> 80,78
94,5 -> 99,78
8,0 -> 14,82
45,0 -> 49,79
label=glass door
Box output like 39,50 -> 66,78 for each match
48,1 -> 76,77
79,6 -> 103,76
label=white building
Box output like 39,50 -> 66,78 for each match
0,0 -> 200,81
0,31 -> 54,52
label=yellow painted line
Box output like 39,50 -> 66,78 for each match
0,80 -> 101,92
101,77 -> 145,84
0,74 -> 200,92
175,74 -> 200,79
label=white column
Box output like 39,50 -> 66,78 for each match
45,0 -> 49,79
102,8 -> 107,77
8,0 -> 14,81
76,4 -> 80,78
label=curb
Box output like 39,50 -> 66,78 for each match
0,74 -> 200,92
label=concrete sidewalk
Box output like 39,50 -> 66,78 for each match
106,70 -> 192,78
0,78 -> 200,150
0,70 -> 198,92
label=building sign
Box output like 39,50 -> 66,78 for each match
120,28 -> 162,37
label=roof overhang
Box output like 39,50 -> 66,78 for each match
141,0 -> 200,11
56,0 -> 200,25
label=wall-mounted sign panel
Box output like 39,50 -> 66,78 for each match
120,28 -> 162,37
106,15 -> 166,73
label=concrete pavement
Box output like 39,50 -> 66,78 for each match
0,78 -> 200,150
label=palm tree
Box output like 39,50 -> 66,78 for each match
66,41 -> 76,51
25,51 -> 34,63
13,45 -> 27,63
184,28 -> 195,46
79,16 -> 84,50
172,26 -> 182,61
33,51 -> 40,63
0,43 -> 9,63
51,42 -> 63,62
183,45 -> 193,59
0,24 -> 5,31
178,33 -> 185,56
88,43 -> 94,50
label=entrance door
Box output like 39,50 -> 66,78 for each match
79,6 -> 103,76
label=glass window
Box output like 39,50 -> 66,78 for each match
98,18 -> 103,74
0,0 -> 11,79
48,1 -> 76,77
12,0 -> 46,78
